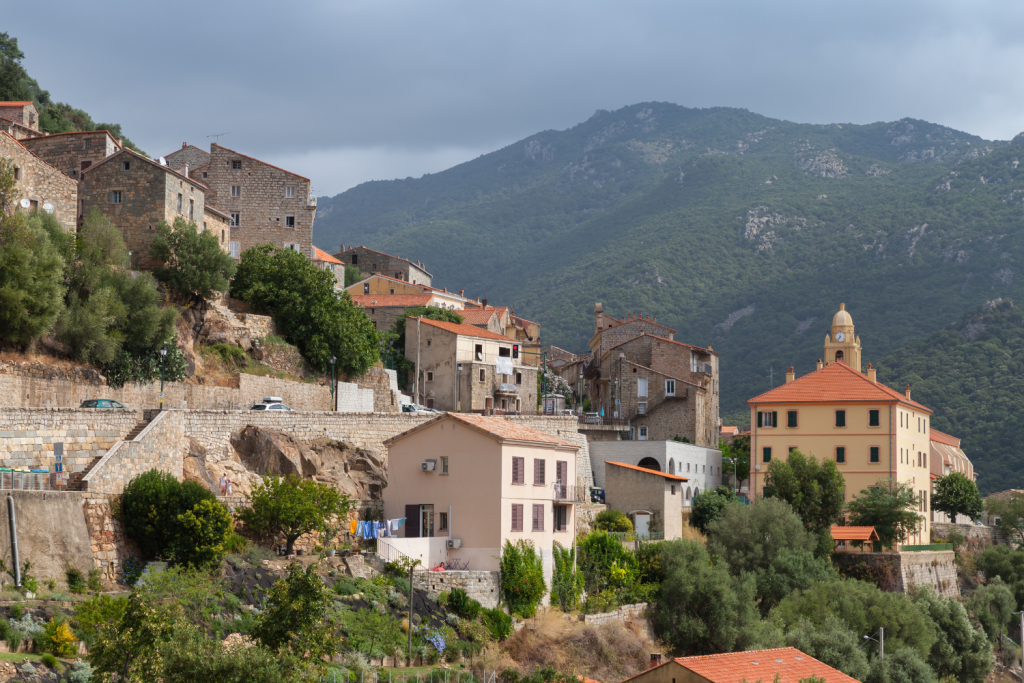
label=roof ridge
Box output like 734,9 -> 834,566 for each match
336,245 -> 432,276
210,142 -> 311,182
416,316 -> 517,342
607,461 -> 688,481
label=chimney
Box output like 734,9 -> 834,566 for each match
867,363 -> 877,383
785,366 -> 795,383
649,654 -> 663,669
816,358 -> 823,370
482,299 -> 488,308
905,383 -> 911,399
184,164 -> 189,178
182,142 -> 188,149
459,290 -> 464,297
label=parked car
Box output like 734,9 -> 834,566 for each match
401,403 -> 439,415
250,396 -> 293,411
79,399 -> 128,409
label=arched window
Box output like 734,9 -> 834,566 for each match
694,486 -> 700,497
637,457 -> 661,472
835,350 -> 844,362
668,459 -> 675,475
686,487 -> 692,500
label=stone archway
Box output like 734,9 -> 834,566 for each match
637,457 -> 661,471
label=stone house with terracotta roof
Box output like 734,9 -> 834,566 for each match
605,461 -> 687,539
20,130 -> 121,180
334,245 -> 432,286
163,142 -> 211,172
0,102 -> 38,131
0,116 -> 42,141
79,148 -> 207,270
1,132 -> 78,231
625,647 -> 858,683
189,143 -> 315,261
382,412 -> 580,590
406,316 -> 538,413
312,247 -> 344,290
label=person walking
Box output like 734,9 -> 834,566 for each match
220,474 -> 227,496
225,476 -> 233,496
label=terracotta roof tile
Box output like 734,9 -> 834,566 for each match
416,316 -> 517,342
830,526 -> 879,541
460,309 -> 499,325
351,294 -> 433,308
0,102 -> 34,107
929,429 -> 960,447
607,461 -> 688,481
314,247 -> 343,265
385,413 -> 577,448
747,361 -> 931,412
675,647 -> 859,683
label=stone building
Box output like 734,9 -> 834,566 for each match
0,102 -> 38,131
20,130 -> 121,180
406,316 -> 538,413
191,143 -> 315,261
335,245 -> 432,286
79,148 -> 206,270
351,293 -> 459,333
313,247 -> 344,290
0,116 -> 42,140
163,142 -> 211,171
346,274 -> 467,307
204,205 -> 232,254
604,461 -> 687,539
1,132 -> 77,231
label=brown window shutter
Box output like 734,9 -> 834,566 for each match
557,460 -> 567,484
512,457 -> 524,485
512,504 -> 523,532
405,504 -> 420,538
534,459 -> 545,485
533,504 -> 544,531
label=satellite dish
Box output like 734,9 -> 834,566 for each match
42,203 -> 54,214
158,157 -> 167,166
19,198 -> 30,209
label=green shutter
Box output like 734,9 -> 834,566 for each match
757,412 -> 763,428
772,411 -> 778,428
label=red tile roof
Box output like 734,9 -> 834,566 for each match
351,294 -> 433,308
830,526 -> 879,541
929,429 -> 961,447
0,102 -> 34,107
416,316 -> 517,342
460,309 -> 499,325
721,426 -> 740,436
675,647 -> 859,683
345,273 -> 459,297
314,247 -> 343,265
607,461 -> 688,481
747,361 -> 931,412
384,413 -> 577,448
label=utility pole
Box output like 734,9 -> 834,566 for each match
415,317 -> 421,406
1014,611 -> 1024,683
879,627 -> 884,661
407,558 -> 422,665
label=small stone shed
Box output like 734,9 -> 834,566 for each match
604,461 -> 687,540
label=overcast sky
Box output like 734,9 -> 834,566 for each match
10,0 -> 1024,196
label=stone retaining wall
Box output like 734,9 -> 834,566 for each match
578,602 -> 650,625
82,410 -> 186,494
0,408 -> 139,474
932,522 -> 1004,544
833,551 -> 959,599
413,570 -> 500,609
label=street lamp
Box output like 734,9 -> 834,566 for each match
862,628 -> 883,660
456,363 -> 463,412
330,356 -> 337,411
159,346 -> 167,410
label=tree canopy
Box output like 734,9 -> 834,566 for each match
763,450 -> 845,536
931,471 -> 984,522
238,475 -> 352,555
150,217 -> 237,300
690,485 -> 738,533
846,479 -> 923,549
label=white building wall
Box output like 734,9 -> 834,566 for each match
589,440 -> 721,500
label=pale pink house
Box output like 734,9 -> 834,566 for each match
382,413 -> 581,585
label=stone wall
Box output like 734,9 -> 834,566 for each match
82,410 -> 186,494
413,570 -> 499,609
931,521 -> 1004,544
164,144 -> 212,171
20,131 -> 120,181
337,246 -> 432,286
0,491 -> 96,586
577,602 -> 650,625
202,143 -> 315,261
1,132 -> 77,231
351,366 -> 400,413
0,407 -> 139,474
0,103 -> 38,130
833,551 -> 958,599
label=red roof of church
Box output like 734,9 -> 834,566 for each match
748,361 -> 931,412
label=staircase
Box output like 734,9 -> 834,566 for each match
69,412 -> 157,491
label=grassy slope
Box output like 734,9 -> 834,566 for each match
314,103 -> 1024,491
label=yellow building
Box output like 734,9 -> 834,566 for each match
747,305 -> 936,546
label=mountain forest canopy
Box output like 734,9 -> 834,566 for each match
314,102 -> 1024,493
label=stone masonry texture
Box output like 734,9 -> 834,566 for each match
335,246 -> 432,286
413,570 -> 499,609
20,130 -> 120,181
1,132 -> 77,231
0,408 -> 138,475
82,409 -> 186,494
164,143 -> 212,172
832,550 -> 959,599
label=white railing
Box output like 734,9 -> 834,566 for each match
455,350 -> 524,367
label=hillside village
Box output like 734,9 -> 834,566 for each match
2,93 -> 1024,683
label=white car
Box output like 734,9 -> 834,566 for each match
401,403 -> 438,415
250,397 -> 293,411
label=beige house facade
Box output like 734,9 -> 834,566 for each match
1,132 -> 77,231
748,305 -> 941,546
383,413 -> 580,588
406,317 -> 538,413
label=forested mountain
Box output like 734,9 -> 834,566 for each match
314,102 -> 1024,456
875,300 -> 1024,493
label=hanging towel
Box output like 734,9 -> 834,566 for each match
397,517 -> 406,528
355,521 -> 364,538
363,522 -> 374,540
350,519 -> 357,535
390,519 -> 400,531
495,356 -> 514,375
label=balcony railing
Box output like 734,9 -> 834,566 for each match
578,413 -> 629,428
607,530 -> 665,543
307,196 -> 318,207
552,482 -> 588,503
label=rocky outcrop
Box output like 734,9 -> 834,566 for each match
231,426 -> 387,499
183,438 -> 218,493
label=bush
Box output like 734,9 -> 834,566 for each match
87,569 -> 102,592
577,530 -> 637,594
392,577 -> 410,594
40,653 -> 58,669
594,508 -> 632,532
172,499 -> 233,568
65,565 -> 86,594
69,662 -> 94,683
448,588 -> 482,619
149,216 -> 237,300
334,581 -> 359,596
436,590 -> 450,607
75,594 -> 129,648
43,617 -> 77,657
550,542 -> 584,611
499,539 -> 546,618
121,555 -> 144,586
204,343 -> 248,369
866,648 -> 936,683
223,533 -> 248,554
690,485 -> 738,533
238,475 -> 352,556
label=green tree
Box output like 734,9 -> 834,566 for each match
986,492 -> 1024,548
88,589 -> 179,683
341,607 -> 406,659
706,497 -> 836,613
252,562 -> 337,676
910,586 -> 993,683
498,539 -> 546,618
576,530 -> 637,594
975,545 -> 1024,610
343,264 -> 362,286
172,499 -> 232,568
866,649 -> 936,683
720,435 -> 750,490
653,539 -> 758,655
550,541 -> 584,611
690,485 -> 738,533
773,578 -> 937,659
763,450 -> 845,535
968,577 -> 1017,643
931,472 -> 984,522
150,216 -> 237,300
846,479 -> 923,550
0,211 -> 65,346
0,32 -> 32,102
784,615 -> 871,681
238,474 -> 352,555
120,470 -> 220,561
593,508 -> 633,532
232,244 -> 379,374
159,622 -> 290,683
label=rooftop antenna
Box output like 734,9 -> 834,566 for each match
207,132 -> 231,144
769,366 -> 774,389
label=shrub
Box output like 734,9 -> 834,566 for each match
392,577 -> 410,594
150,216 -> 237,300
75,594 -> 129,648
87,569 -> 102,592
577,530 -> 637,594
43,617 -> 77,657
690,485 -> 739,533
121,470 -> 218,560
499,539 -> 546,618
334,581 -> 359,596
483,608 -> 513,641
436,590 -> 450,607
69,662 -> 94,683
9,604 -> 23,619
40,653 -> 58,669
551,542 -> 584,611
448,588 -> 482,619
594,508 -> 632,532
204,343 -> 248,368
66,565 -> 86,594
121,555 -> 144,586
172,498 -> 233,568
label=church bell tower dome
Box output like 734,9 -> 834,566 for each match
832,303 -> 853,328
824,303 -> 862,371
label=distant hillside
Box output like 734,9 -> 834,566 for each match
875,300 -> 1024,494
314,102 -> 1024,437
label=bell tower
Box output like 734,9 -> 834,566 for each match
824,303 -> 862,371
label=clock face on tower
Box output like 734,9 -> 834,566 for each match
835,332 -> 846,342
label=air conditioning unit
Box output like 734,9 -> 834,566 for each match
421,460 -> 436,472
447,538 -> 462,549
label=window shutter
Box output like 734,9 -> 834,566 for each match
405,504 -> 420,538
772,411 -> 778,427
557,461 -> 567,485
533,504 -> 544,531
512,504 -> 523,532
757,412 -> 763,428
512,457 -> 524,485
534,459 -> 545,485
